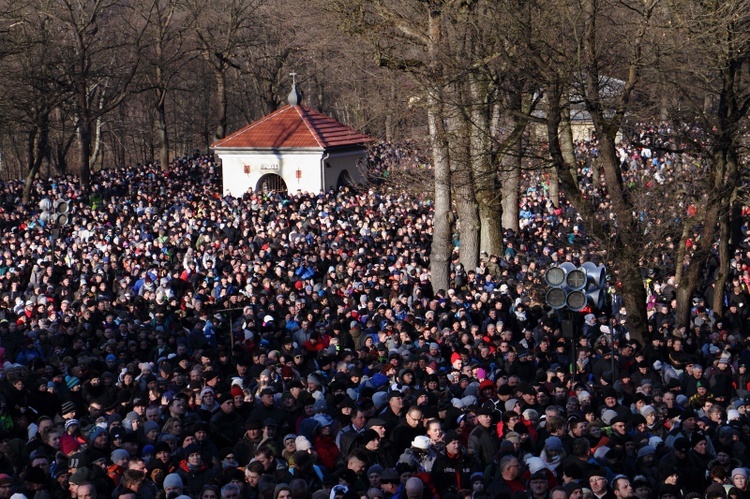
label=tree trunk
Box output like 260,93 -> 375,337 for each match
546,65 -> 651,343
452,121 -> 479,272
478,198 -> 502,256
23,119 -> 48,204
500,134 -> 521,232
674,223 -> 691,285
90,114 -> 103,169
385,80 -> 396,142
469,74 -> 501,256
429,98 -> 452,293
156,88 -> 170,170
78,119 -> 92,191
674,284 -> 692,333
453,174 -> 479,271
619,256 -> 649,344
426,2 -> 452,293
215,69 -> 228,141
674,133 -> 736,328
500,90 -> 523,232
712,210 -> 731,318
547,167 -> 560,209
553,98 -> 576,208
674,201 -> 719,329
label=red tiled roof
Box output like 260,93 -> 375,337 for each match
211,105 -> 374,150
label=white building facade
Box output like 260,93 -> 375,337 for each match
212,87 -> 372,197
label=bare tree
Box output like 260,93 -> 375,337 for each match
186,0 -> 263,141
132,0 -> 194,170
39,0 -> 143,190
533,0 -> 660,344
0,6 -> 78,199
652,0 -> 750,327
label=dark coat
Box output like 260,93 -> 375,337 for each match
176,460 -> 218,497
209,408 -> 244,449
431,448 -> 480,495
468,424 -> 498,468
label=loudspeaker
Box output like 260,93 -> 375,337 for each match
55,200 -> 70,213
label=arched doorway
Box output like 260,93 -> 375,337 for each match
256,174 -> 287,193
337,169 -> 355,188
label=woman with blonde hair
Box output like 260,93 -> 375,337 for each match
161,417 -> 183,439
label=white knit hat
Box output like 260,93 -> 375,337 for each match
295,436 -> 312,452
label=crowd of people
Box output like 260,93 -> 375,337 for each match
0,135 -> 748,499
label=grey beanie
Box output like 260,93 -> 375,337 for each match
144,421 -> 160,435
163,473 -> 183,490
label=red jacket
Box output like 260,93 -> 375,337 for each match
313,434 -> 340,471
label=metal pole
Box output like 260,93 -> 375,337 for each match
229,309 -> 234,350
570,328 -> 580,378
215,306 -> 246,350
611,328 -> 615,379
571,314 -> 576,377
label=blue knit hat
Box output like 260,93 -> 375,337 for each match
66,375 -> 80,389
89,426 -> 107,441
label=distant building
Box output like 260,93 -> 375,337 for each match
533,76 -> 625,142
212,80 -> 373,197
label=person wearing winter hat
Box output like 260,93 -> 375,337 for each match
731,468 -> 748,492
85,426 -> 109,465
541,436 -> 564,475
162,473 -> 184,495
143,421 -> 160,444
0,474 -> 12,499
681,432 -> 710,492
232,419 -> 263,468
664,409 -> 701,449
176,442 -> 215,497
468,405 -> 498,468
281,434 -> 297,464
150,441 -> 174,481
564,481 -> 583,499
525,456 -> 547,475
65,376 -> 81,391
61,401 -> 77,418
587,468 -> 611,499
600,409 -> 619,426
209,391 -> 244,450
639,405 -> 660,434
527,470 -> 550,499
367,465 -> 383,488
60,420 -> 82,456
656,483 -> 682,499
24,466 -> 46,493
404,477 -> 424,499
634,446 -> 658,487
636,445 -> 655,460
359,429 -> 380,451
295,435 -> 313,452
431,429 -> 475,494
106,448 -> 129,486
487,456 -> 525,497
469,471 -> 485,492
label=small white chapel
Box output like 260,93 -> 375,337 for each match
212,78 -> 373,197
